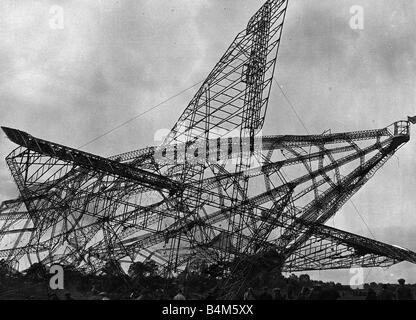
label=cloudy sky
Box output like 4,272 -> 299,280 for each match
0,0 -> 415,284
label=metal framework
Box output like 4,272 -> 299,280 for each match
1,0 -> 415,287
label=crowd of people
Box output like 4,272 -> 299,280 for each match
239,278 -> 414,301
363,279 -> 413,300
2,261 -> 414,300
88,278 -> 414,300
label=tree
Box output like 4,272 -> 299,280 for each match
299,274 -> 311,283
128,260 -> 158,280
24,263 -> 48,282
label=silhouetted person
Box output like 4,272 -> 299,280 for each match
297,287 -> 311,300
273,288 -> 285,300
90,284 -> 99,295
205,288 -> 219,300
286,283 -> 295,300
309,285 -> 323,300
258,287 -> 273,300
320,284 -> 340,300
396,279 -> 413,300
48,293 -> 60,300
99,292 -> 110,300
243,287 -> 255,300
379,284 -> 394,300
135,290 -> 147,300
173,289 -> 186,300
365,288 -> 377,300
65,292 -> 74,300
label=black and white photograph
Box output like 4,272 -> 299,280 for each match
0,0 -> 415,309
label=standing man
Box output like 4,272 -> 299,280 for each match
396,279 -> 413,300
243,287 -> 256,300
173,289 -> 186,300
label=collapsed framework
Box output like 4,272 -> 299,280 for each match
1,0 -> 415,290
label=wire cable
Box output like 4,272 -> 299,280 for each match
78,80 -> 204,149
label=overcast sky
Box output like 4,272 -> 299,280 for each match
0,0 -> 415,284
